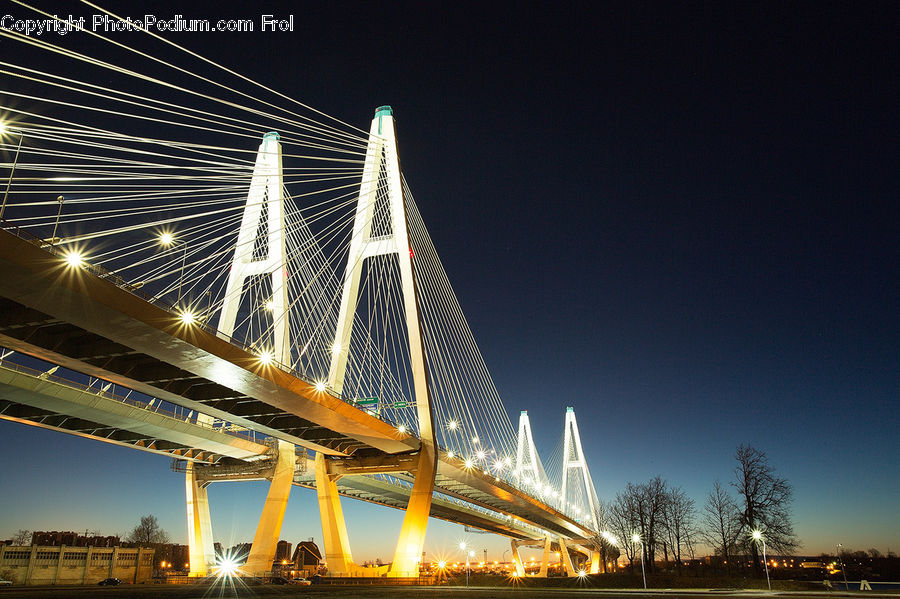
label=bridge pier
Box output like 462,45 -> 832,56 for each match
558,537 -> 576,576
185,462 -> 215,577
314,452 -> 357,575
510,539 -> 526,577
589,548 -> 601,574
539,536 -> 552,577
244,440 -> 295,576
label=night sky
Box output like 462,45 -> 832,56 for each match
1,1 -> 898,560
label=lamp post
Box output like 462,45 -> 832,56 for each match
459,542 -> 469,588
51,195 -> 64,246
836,544 -> 848,590
0,122 -> 24,221
159,232 -> 188,302
632,534 -> 646,589
752,530 -> 771,591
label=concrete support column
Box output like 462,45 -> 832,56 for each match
510,540 -> 526,577
387,444 -> 436,577
244,440 -> 295,576
186,462 -> 215,577
314,452 -> 355,575
589,549 -> 601,574
538,536 -> 552,577
558,538 -> 576,577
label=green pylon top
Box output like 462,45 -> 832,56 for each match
263,131 -> 280,140
374,105 -> 393,118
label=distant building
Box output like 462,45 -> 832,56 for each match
228,543 -> 252,563
273,540 -> 292,571
290,541 -> 321,578
31,531 -> 119,547
0,544 -> 154,585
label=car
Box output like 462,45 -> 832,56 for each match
0,580 -> 13,586
294,577 -> 312,586
98,577 -> 122,586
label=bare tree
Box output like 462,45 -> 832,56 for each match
662,486 -> 696,574
10,529 -> 31,546
732,445 -> 798,574
611,477 -> 668,574
700,480 -> 741,573
608,494 -> 639,572
126,514 -> 169,546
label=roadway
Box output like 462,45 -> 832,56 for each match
0,582 -> 879,599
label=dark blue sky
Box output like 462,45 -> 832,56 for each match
1,1 -> 898,558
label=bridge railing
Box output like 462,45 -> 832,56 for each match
0,357 -> 261,444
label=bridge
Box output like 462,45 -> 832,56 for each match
0,19 -> 610,580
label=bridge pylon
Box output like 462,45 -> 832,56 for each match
191,132 -> 296,577
561,406 -> 601,532
515,411 -> 549,499
326,106 -> 438,577
217,131 -> 290,365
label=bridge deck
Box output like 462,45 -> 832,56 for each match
0,227 -> 596,542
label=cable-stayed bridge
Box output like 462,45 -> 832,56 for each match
0,10 -> 608,579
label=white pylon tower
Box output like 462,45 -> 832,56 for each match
561,406 -> 601,531
326,106 -> 438,577
515,411 -> 546,493
184,132 -> 295,577
217,131 -> 290,364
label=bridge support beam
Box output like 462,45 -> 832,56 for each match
510,539 -> 526,577
186,462 -> 215,577
558,537 -> 576,577
244,440 -> 295,576
538,536 -> 552,577
314,452 -> 356,576
589,549 -> 601,574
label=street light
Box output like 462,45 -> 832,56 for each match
836,543 -> 849,590
632,533 -> 647,589
459,542 -> 471,588
158,232 -> 188,302
752,530 -> 771,591
0,122 -> 24,221
51,195 -> 64,246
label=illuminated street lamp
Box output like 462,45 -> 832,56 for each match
632,533 -> 647,589
836,543 -> 849,589
459,542 -> 470,587
158,232 -> 189,302
752,530 -> 770,591
0,121 -> 24,221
